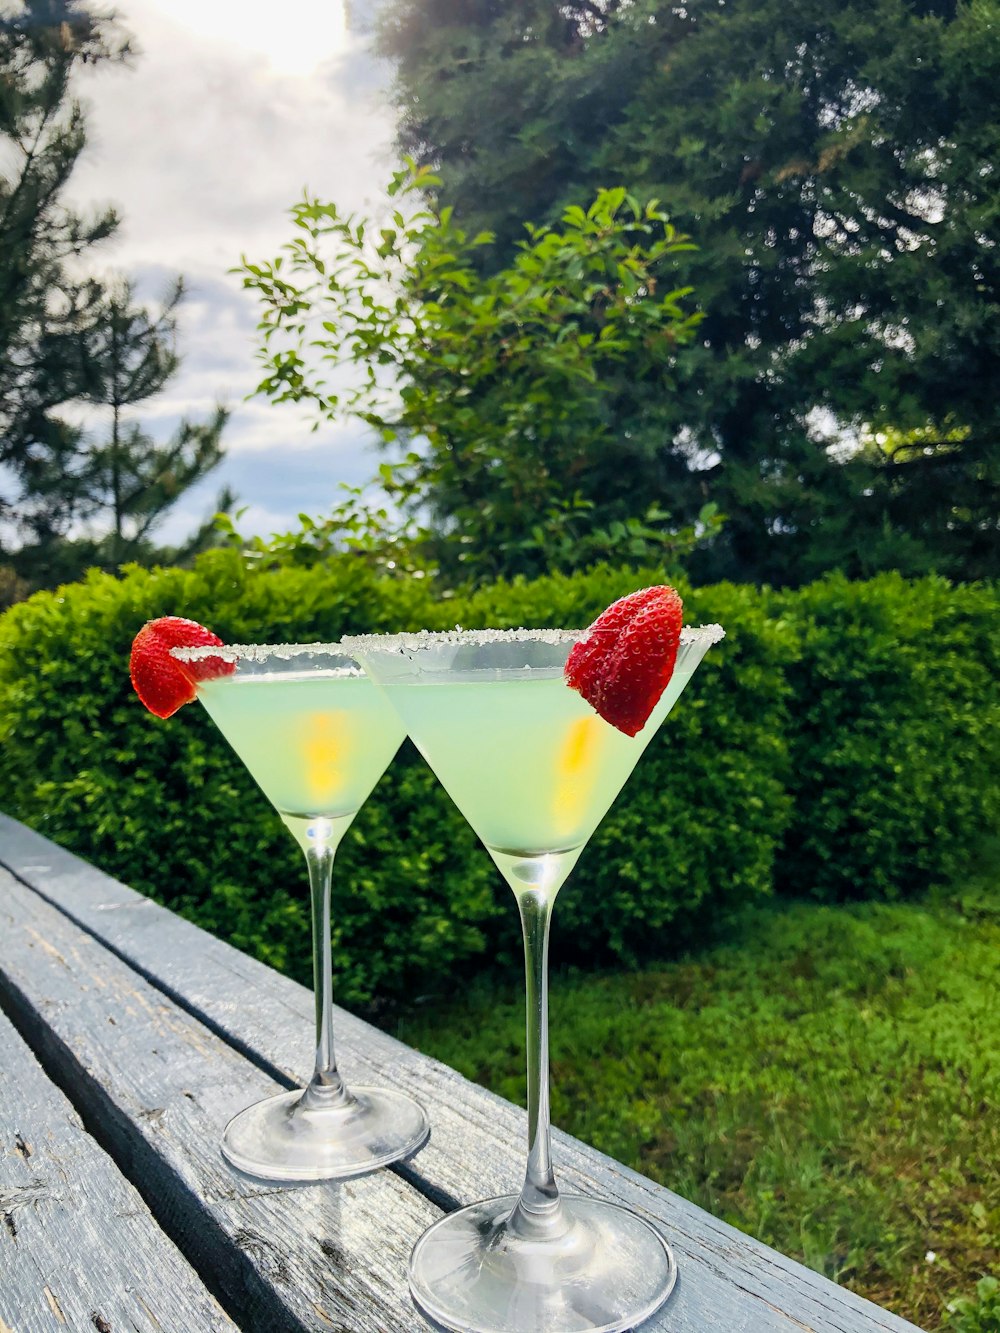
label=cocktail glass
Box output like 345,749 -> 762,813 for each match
344,624 -> 723,1333
171,642 -> 430,1181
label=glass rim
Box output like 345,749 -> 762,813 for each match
170,641 -> 360,665
171,623 -> 725,666
340,623 -> 725,655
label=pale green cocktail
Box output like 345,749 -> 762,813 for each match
386,660 -> 700,866
196,668 -> 403,838
172,643 -> 429,1182
344,625 -> 723,1333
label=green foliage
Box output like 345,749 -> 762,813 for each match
70,277 -> 231,565
0,555 -> 788,1001
945,1278 -> 1000,1333
400,890 -> 1000,1330
0,11 -> 227,598
776,575 -> 1000,900
380,0 -> 1000,584
0,0 -> 128,539
216,483 -> 437,581
0,550 -> 477,1007
0,560 -> 996,1006
10,277 -> 232,591
239,168 -> 710,582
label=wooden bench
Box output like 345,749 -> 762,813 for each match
0,812 -> 923,1332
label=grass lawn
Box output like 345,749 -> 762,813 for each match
395,890 -> 1000,1331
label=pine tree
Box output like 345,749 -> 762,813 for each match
0,0 -> 128,514
12,278 -> 231,587
0,3 -> 232,592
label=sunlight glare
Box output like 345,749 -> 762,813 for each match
146,0 -> 349,77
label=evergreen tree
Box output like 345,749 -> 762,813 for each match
11,278 -> 231,587
0,0 -> 128,521
0,2 -> 231,592
380,0 -> 1000,583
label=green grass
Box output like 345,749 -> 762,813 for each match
395,890 -> 1000,1330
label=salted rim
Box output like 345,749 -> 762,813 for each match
340,624 -> 725,655
171,642 -> 359,665
172,623 -> 725,666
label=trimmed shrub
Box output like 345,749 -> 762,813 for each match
0,555 -> 791,1002
0,556 -> 995,1005
776,574 -> 1000,900
0,552 -> 497,1007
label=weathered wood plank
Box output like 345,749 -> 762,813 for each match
0,815 -> 924,1332
0,1005 -> 236,1333
0,861 -> 439,1332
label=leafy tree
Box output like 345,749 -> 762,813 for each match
216,484 -> 435,581
241,167 -> 719,581
379,0 -> 1000,584
10,278 -> 231,588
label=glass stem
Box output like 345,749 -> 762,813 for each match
301,818 -> 353,1110
511,883 -> 565,1237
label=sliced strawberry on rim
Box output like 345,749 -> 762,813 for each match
564,585 -> 667,695
566,586 -> 683,736
130,616 -> 235,718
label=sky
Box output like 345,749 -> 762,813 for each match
64,0 -> 397,546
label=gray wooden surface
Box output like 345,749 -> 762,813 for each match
0,864 -> 438,1331
0,814 -> 925,1332
0,1005 -> 235,1333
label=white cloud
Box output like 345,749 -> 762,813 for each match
59,0 -> 397,543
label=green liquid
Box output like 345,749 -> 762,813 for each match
381,668 -> 694,857
196,671 -> 404,819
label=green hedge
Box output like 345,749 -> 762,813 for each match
775,574 -> 1000,900
0,554 -> 995,1007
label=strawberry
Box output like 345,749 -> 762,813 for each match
565,586 -> 683,736
129,616 -> 234,719
563,585 -> 666,693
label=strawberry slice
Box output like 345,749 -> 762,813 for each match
563,585 -> 666,693
566,586 -> 683,736
129,616 -> 234,718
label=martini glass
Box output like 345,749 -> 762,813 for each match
344,623 -> 723,1333
171,642 -> 430,1181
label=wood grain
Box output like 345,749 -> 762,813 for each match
0,860 -> 439,1332
0,1005 -> 235,1333
0,814 -> 925,1332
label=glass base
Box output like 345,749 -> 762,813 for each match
409,1193 -> 677,1333
220,1085 -> 430,1182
